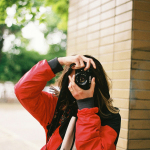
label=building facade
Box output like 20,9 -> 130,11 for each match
67,0 -> 150,149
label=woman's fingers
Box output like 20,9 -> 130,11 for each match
90,77 -> 95,92
79,59 -> 85,68
68,76 -> 74,92
84,59 -> 90,71
81,56 -> 96,70
68,75 -> 81,91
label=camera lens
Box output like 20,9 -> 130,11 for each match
80,74 -> 86,83
78,73 -> 87,85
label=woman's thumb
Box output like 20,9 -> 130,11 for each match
90,77 -> 95,91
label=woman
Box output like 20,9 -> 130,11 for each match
14,55 -> 121,150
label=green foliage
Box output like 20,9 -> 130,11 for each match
45,0 -> 69,31
0,0 -> 68,84
0,43 -> 66,84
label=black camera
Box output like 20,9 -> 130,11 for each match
75,64 -> 93,90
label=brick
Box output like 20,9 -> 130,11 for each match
116,0 -> 131,6
116,147 -> 126,150
129,140 -> 150,149
101,0 -> 115,12
101,62 -> 113,71
68,25 -> 77,33
130,90 -> 150,100
67,39 -> 76,46
89,0 -> 95,2
129,120 -> 150,129
115,30 -> 131,42
69,0 -> 78,6
89,0 -> 101,10
114,40 -> 131,51
112,80 -> 130,89
100,26 -> 114,37
69,11 -> 78,19
100,35 -> 114,46
131,70 -> 150,80
99,44 -> 113,54
77,28 -> 87,37
99,53 -> 113,62
76,35 -> 86,44
78,0 -> 89,8
113,98 -> 129,109
88,23 -> 100,33
67,46 -> 76,53
115,11 -> 132,24
87,39 -> 99,49
113,60 -> 131,70
101,9 -> 115,21
101,18 -> 114,29
101,0 -> 111,5
77,50 -> 87,55
129,130 -> 150,139
130,100 -> 150,109
132,60 -> 150,71
132,40 -> 150,50
119,108 -> 129,120
121,119 -> 129,129
130,109 -> 150,119
76,43 -> 87,51
114,50 -> 131,61
117,137 -> 128,149
119,128 -> 128,139
116,1 -> 132,15
67,32 -> 77,40
67,51 -> 76,56
78,13 -> 88,22
87,31 -> 99,41
133,20 -> 150,31
107,71 -> 112,78
134,1 -> 150,12
113,70 -> 130,79
112,89 -> 130,99
78,4 -> 88,14
133,10 -> 150,22
86,48 -> 99,55
89,7 -> 101,18
69,2 -> 78,13
133,30 -> 150,41
115,21 -> 132,33
68,24 -> 76,32
132,50 -> 150,61
88,15 -> 101,26
142,0 -> 150,2
77,20 -> 87,29
68,18 -> 77,26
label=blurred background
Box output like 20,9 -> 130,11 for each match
0,0 -> 68,149
1,0 -> 150,150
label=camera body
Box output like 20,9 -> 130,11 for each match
75,65 -> 93,90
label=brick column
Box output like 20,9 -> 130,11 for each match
67,0 -> 150,149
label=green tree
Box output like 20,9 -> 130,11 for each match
0,0 -> 69,83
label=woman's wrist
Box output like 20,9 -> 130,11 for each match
76,97 -> 95,110
58,57 -> 65,66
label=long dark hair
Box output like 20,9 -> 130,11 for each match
46,55 -> 119,140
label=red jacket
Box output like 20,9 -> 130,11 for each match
14,59 -> 121,150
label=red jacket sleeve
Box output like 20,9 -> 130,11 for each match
14,60 -> 58,129
75,107 -> 119,150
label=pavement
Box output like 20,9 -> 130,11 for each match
0,103 -> 46,150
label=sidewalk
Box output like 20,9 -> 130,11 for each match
0,103 -> 45,150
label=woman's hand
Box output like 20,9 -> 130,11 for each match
58,55 -> 96,71
68,75 -> 95,100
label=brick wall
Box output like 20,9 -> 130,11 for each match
129,0 -> 150,149
67,0 -> 150,149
